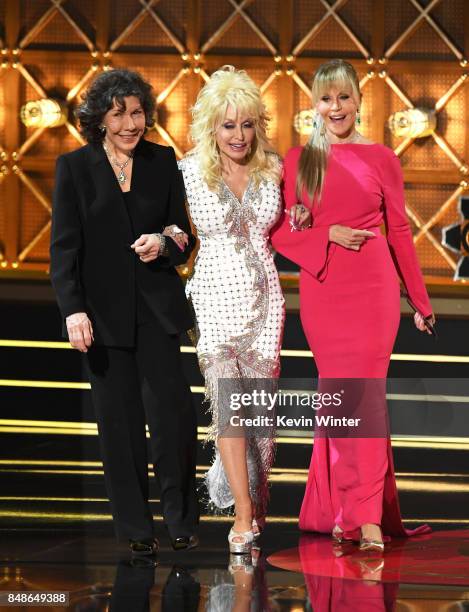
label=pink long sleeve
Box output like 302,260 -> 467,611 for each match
382,151 -> 432,318
270,148 -> 335,281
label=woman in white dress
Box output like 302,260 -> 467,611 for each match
177,66 -> 286,554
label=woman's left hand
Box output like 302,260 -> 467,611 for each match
414,311 -> 436,334
131,233 -> 162,262
289,204 -> 311,231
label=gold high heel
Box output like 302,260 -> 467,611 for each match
359,526 -> 384,552
359,539 -> 385,552
332,525 -> 344,543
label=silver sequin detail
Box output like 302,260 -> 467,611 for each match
178,155 -> 285,514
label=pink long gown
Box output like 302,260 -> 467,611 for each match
271,143 -> 432,538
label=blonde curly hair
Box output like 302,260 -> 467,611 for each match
188,65 -> 280,191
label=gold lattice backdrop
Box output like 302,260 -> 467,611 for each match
0,0 -> 468,286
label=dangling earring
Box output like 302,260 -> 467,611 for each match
356,111 -> 361,126
100,125 -> 106,133
312,111 -> 319,129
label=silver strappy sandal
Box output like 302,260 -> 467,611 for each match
228,528 -> 254,554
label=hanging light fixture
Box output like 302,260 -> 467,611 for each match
293,109 -> 315,136
20,98 -> 68,128
388,108 -> 436,139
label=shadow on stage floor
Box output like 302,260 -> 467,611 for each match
0,523 -> 468,610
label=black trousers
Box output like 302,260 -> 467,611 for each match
86,296 -> 199,541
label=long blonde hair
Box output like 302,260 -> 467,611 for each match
297,59 -> 361,203
189,65 -> 280,191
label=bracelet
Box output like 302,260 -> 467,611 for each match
154,233 -> 170,257
158,233 -> 166,255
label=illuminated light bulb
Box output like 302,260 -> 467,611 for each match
20,99 -> 67,128
388,108 -> 436,139
293,109 -> 315,136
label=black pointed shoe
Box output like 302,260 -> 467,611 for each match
171,535 -> 199,551
129,538 -> 159,556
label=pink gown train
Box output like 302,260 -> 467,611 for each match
271,143 -> 432,538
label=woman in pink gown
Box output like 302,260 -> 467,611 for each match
271,59 -> 435,549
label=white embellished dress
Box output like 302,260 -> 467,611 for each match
178,154 -> 285,514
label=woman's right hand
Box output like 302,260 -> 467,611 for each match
66,312 -> 94,353
329,225 -> 376,251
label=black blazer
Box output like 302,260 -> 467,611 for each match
50,139 -> 196,346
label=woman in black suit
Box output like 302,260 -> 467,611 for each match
50,69 -> 199,555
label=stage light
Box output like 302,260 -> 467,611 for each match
293,109 -> 315,136
442,195 -> 469,280
388,107 -> 436,139
20,98 -> 67,128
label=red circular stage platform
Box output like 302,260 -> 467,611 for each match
268,530 -> 469,587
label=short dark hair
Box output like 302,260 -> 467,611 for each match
75,69 -> 156,143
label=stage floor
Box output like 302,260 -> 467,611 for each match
0,523 -> 468,610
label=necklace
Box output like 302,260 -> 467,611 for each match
103,141 -> 133,184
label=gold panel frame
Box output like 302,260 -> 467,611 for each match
0,0 -> 467,289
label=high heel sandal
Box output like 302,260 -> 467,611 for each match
252,517 -> 265,540
359,526 -> 385,552
228,528 -> 254,554
331,525 -> 344,543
